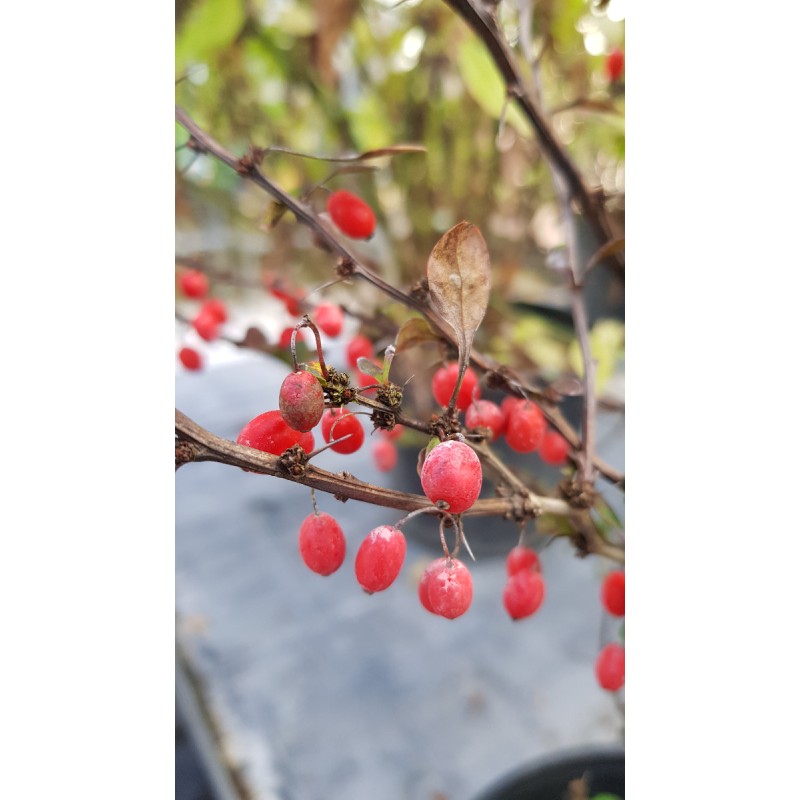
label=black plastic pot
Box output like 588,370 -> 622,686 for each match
470,746 -> 624,800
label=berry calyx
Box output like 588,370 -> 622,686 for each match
346,334 -> 374,369
373,439 -> 398,472
506,545 -> 540,576
279,370 -> 325,433
327,190 -> 376,240
237,410 -> 315,456
424,558 -> 473,619
503,571 -> 545,620
314,302 -> 344,338
601,571 -> 625,617
431,363 -> 480,411
321,408 -> 365,454
465,399 -> 504,441
504,401 -> 546,453
298,512 -> 346,576
354,525 -> 407,593
420,440 -> 482,514
539,430 -> 570,465
178,269 -> 209,299
605,47 -> 624,82
178,346 -> 202,371
595,643 -> 625,691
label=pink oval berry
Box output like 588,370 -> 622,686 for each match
425,558 -> 473,619
178,268 -> 209,299
503,571 -> 545,620
505,401 -> 546,453
193,309 -> 220,342
178,346 -> 202,371
373,439 -> 398,472
595,643 -> 625,691
279,370 -> 325,433
431,363 -> 480,411
465,399 -> 504,441
354,525 -> 407,593
321,409 -> 365,454
506,545 -> 540,576
539,429 -> 570,465
418,558 -> 447,614
601,571 -> 625,617
327,190 -> 376,239
346,334 -> 374,369
420,440 -> 482,514
298,512 -> 346,576
237,410 -> 315,456
200,298 -> 228,323
314,302 -> 344,338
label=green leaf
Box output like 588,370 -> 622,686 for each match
176,0 -> 245,73
567,319 -> 624,394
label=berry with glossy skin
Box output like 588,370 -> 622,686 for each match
314,302 -> 344,338
354,525 -> 406,593
178,269 -> 209,299
595,643 -> 625,691
605,47 -> 624,82
506,545 -> 540,576
178,346 -> 202,371
237,410 -> 315,456
539,430 -> 570,465
327,190 -> 376,239
373,439 -> 398,472
200,298 -> 228,323
420,440 -> 482,514
503,571 -> 545,620
465,399 -> 504,441
298,512 -> 346,576
346,334 -> 374,369
193,309 -> 221,342
431,363 -> 480,411
279,370 -> 325,433
321,408 -> 365,454
601,571 -> 625,617
425,558 -> 473,619
505,401 -> 546,453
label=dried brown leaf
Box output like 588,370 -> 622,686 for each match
549,375 -> 584,397
394,317 -> 440,354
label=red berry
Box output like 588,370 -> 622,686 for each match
418,558 -> 447,614
539,430 -> 570,465
314,302 -> 344,338
506,545 -> 540,576
178,269 -> 209,299
595,643 -> 625,691
346,334 -> 374,369
237,410 -> 315,456
431,363 -> 480,411
200,298 -> 228,323
381,424 -> 404,441
601,571 -> 625,617
425,558 -> 473,619
503,571 -> 545,620
605,47 -> 624,82
321,409 -> 365,454
420,440 -> 482,514
465,399 -> 504,441
498,396 -> 524,436
354,525 -> 407,593
268,281 -> 302,316
298,512 -> 346,576
178,346 -> 202,371
193,310 -> 220,342
373,439 -> 398,472
327,190 -> 376,239
505,401 -> 546,453
279,370 -> 325,433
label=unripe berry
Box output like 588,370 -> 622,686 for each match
193,309 -> 220,342
539,430 -> 570,465
605,47 -> 624,82
314,302 -> 344,337
354,525 -> 406,593
237,410 -> 315,456
327,190 -> 376,239
601,571 -> 625,617
279,370 -> 325,433
321,408 -> 365,454
503,571 -> 545,620
346,334 -> 374,368
298,512 -> 346,576
178,268 -> 209,299
505,401 -> 546,453
506,545 -> 540,576
465,399 -> 504,441
200,298 -> 228,323
178,346 -> 202,371
373,439 -> 398,472
431,363 -> 480,411
595,643 -> 625,691
420,440 -> 482,514
425,558 -> 473,619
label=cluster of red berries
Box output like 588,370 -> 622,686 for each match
176,268 -> 231,372
503,545 -> 545,620
595,570 -> 625,691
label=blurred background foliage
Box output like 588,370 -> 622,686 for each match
176,0 -> 624,392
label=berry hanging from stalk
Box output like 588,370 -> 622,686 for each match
279,370 -> 324,433
355,525 -> 407,593
420,440 -> 482,514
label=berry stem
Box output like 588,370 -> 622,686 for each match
292,316 -> 329,379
